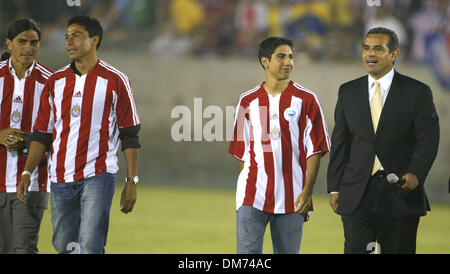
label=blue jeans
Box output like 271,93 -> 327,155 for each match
50,173 -> 115,254
237,206 -> 304,254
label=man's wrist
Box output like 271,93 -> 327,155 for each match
125,176 -> 139,184
22,170 -> 32,177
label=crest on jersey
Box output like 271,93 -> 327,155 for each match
71,103 -> 81,117
283,107 -> 297,121
10,109 -> 22,123
270,126 -> 281,140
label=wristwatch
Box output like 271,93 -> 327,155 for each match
125,176 -> 139,184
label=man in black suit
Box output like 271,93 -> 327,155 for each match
327,27 -> 439,254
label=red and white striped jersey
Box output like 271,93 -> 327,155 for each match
0,59 -> 53,193
33,59 -> 140,183
229,81 -> 330,214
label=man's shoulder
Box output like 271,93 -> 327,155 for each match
46,64 -> 71,82
34,62 -> 54,81
291,81 -> 318,98
339,75 -> 367,90
237,84 -> 262,105
97,60 -> 130,80
394,71 -> 430,91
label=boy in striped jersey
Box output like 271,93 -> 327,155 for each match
229,37 -> 330,254
0,19 -> 53,254
17,16 -> 141,254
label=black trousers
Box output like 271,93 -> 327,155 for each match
0,192 -> 48,254
398,215 -> 420,254
341,172 -> 401,254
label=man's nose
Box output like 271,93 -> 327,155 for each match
24,42 -> 31,51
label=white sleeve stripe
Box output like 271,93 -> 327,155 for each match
98,61 -> 139,125
35,67 -> 51,79
99,61 -> 132,92
99,61 -> 138,124
35,64 -> 53,77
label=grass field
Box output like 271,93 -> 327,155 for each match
37,185 -> 450,254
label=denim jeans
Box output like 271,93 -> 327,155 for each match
236,205 -> 305,254
50,172 -> 115,254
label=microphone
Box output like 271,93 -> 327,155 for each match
386,173 -> 406,186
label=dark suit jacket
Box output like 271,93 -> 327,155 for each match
327,71 -> 440,216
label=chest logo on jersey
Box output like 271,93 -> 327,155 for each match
10,109 -> 22,123
283,107 -> 297,121
73,91 -> 82,97
71,103 -> 81,118
270,126 -> 281,140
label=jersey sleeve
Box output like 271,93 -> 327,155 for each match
228,99 -> 250,161
304,96 -> 330,159
32,80 -> 55,134
115,75 -> 140,129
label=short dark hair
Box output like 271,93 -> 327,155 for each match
67,16 -> 103,49
2,18 -> 41,61
364,27 -> 399,52
258,37 -> 294,69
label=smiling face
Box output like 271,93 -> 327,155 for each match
6,29 -> 40,69
262,44 -> 294,81
65,23 -> 98,61
362,33 -> 399,79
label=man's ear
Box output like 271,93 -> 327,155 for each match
6,39 -> 12,52
91,35 -> 99,49
391,48 -> 399,63
261,56 -> 269,69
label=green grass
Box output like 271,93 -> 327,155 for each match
37,185 -> 450,254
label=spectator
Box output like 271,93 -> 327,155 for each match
365,8 -> 408,55
169,0 -> 205,35
409,0 -> 447,61
234,0 -> 268,55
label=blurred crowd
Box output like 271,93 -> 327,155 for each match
0,0 -> 448,62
